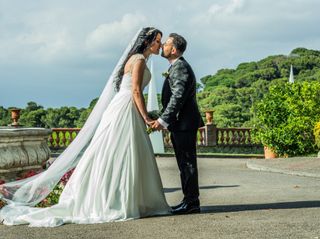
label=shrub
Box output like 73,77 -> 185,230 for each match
253,81 -> 320,156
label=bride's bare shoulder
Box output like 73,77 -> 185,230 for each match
129,53 -> 145,62
124,54 -> 146,73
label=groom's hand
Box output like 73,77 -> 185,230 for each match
151,120 -> 164,131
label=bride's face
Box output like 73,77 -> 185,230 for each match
148,33 -> 162,55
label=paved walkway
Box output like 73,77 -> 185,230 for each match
1,156 -> 320,239
247,156 -> 320,178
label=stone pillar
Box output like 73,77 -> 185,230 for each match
205,124 -> 217,146
204,110 -> 217,146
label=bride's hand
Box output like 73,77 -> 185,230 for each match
144,117 -> 154,126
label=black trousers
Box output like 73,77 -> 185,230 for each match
170,130 -> 199,202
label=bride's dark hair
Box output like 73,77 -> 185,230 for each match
114,27 -> 162,91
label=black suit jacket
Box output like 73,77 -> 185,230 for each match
161,57 -> 204,132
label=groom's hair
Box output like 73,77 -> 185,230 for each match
169,33 -> 187,54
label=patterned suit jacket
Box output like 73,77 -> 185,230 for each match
161,57 -> 204,132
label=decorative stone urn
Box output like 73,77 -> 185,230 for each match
0,127 -> 52,181
205,110 -> 214,125
10,108 -> 21,127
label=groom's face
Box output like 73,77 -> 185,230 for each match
161,37 -> 174,58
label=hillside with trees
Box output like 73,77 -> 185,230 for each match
1,48 -> 320,129
197,47 -> 320,127
0,100 -> 97,128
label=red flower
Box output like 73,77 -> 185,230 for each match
19,170 -> 39,180
0,179 -> 5,185
60,168 -> 75,186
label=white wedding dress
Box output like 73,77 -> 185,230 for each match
0,54 -> 169,227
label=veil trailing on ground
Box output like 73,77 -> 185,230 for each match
0,28 -> 142,207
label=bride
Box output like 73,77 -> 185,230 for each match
0,27 -> 170,227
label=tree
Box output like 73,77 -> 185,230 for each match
19,109 -> 47,127
213,104 -> 244,127
0,106 -> 10,126
57,107 -> 81,128
198,47 -> 320,127
75,98 -> 98,128
25,101 -> 43,112
44,108 -> 62,128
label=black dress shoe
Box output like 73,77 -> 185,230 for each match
171,201 -> 200,215
171,201 -> 186,210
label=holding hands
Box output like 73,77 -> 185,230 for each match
145,118 -> 164,133
145,110 -> 165,133
151,121 -> 164,131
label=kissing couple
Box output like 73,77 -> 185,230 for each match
0,27 -> 204,227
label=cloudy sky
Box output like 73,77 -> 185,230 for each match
0,0 -> 319,108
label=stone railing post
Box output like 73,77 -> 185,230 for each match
205,124 -> 217,146
204,110 -> 217,146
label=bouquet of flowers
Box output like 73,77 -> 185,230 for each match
146,127 -> 154,134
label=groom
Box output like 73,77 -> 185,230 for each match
152,33 -> 204,214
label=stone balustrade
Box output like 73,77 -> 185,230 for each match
48,109 -> 257,150
217,127 -> 253,145
50,125 -> 255,150
48,128 -> 81,149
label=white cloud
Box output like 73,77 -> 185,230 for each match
0,7 -> 75,64
86,13 -> 146,54
192,0 -> 246,25
208,0 -> 245,15
0,0 -> 320,107
0,9 -> 146,65
187,0 -> 320,78
15,30 -> 71,62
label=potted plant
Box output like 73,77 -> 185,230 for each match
252,81 -> 320,158
252,129 -> 278,159
263,146 -> 277,159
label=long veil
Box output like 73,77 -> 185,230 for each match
0,28 -> 142,207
